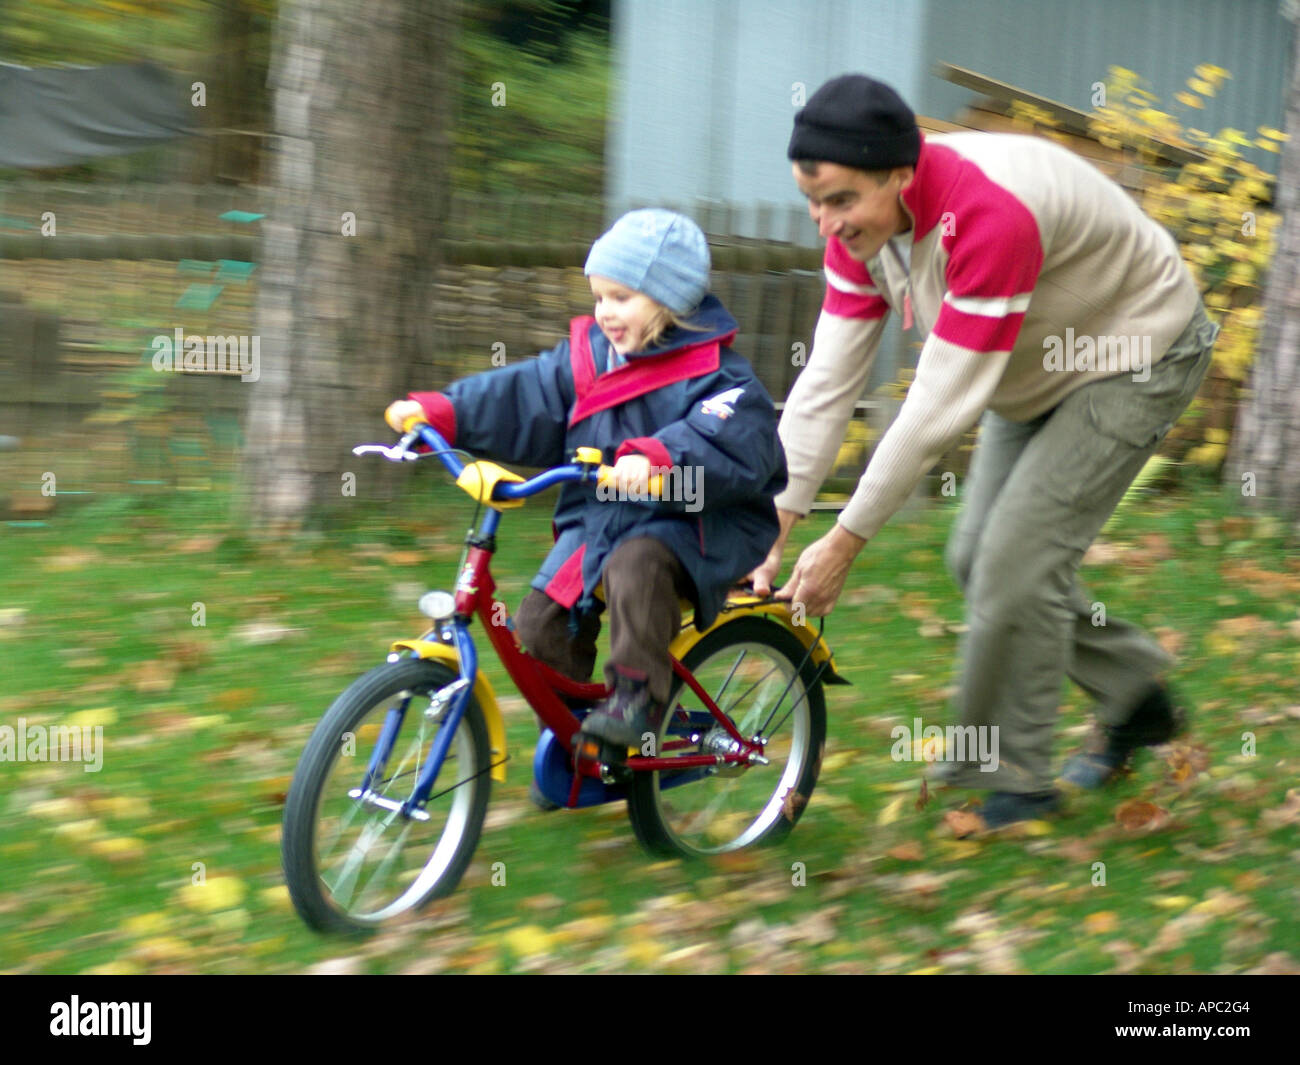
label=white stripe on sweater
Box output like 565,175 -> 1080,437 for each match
943,292 -> 1033,316
825,264 -> 880,297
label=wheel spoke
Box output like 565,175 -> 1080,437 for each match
323,812 -> 393,908
629,623 -> 824,858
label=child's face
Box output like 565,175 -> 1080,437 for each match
589,276 -> 667,356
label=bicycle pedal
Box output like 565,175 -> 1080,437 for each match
576,736 -> 605,764
575,736 -> 629,784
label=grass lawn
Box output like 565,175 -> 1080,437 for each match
1,475 -> 1298,974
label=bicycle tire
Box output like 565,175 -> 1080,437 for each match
625,616 -> 826,857
281,658 -> 491,934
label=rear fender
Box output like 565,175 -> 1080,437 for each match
669,596 -> 849,685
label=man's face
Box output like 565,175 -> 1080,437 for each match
792,161 -> 913,261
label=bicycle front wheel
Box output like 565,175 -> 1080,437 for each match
281,658 -> 491,934
626,616 -> 826,857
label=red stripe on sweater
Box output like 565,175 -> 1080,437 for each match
822,237 -> 889,320
823,286 -> 889,320
933,304 -> 1026,354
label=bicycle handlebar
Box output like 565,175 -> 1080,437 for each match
352,422 -> 663,503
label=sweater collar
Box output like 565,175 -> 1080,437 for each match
899,132 -> 964,243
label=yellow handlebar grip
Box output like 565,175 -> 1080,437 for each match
595,465 -> 665,496
401,413 -> 428,434
574,446 -> 603,465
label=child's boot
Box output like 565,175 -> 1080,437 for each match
579,668 -> 664,752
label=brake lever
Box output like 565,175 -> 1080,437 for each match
352,429 -> 424,462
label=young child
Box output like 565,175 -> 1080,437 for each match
385,209 -> 787,751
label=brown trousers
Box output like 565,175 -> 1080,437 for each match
515,537 -> 694,703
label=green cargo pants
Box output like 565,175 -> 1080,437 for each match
939,304 -> 1219,792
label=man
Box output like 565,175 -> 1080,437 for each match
750,74 -> 1218,830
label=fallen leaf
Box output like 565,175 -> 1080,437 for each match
503,924 -> 554,958
877,795 -> 906,826
1083,540 -> 1128,566
1153,627 -> 1186,657
1056,837 -> 1098,863
1139,533 -> 1174,561
178,875 -> 246,913
132,659 -> 177,694
88,836 -> 145,862
174,535 -> 222,554
307,956 -> 364,976
233,622 -> 302,645
819,749 -> 858,774
67,707 -> 117,729
944,809 -> 986,839
887,841 -> 924,861
1115,799 -> 1172,832
1083,910 -> 1119,935
1220,516 -> 1251,540
132,936 -> 191,964
780,787 -> 807,823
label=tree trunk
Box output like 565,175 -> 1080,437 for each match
241,0 -> 455,532
1227,13 -> 1300,532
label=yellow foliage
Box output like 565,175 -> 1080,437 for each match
178,875 -> 246,913
503,924 -> 554,957
1088,63 -> 1277,412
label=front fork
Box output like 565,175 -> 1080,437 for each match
352,623 -> 479,822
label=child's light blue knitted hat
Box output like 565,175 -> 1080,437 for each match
584,209 -> 711,315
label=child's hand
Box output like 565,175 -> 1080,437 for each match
609,453 -> 652,492
385,400 -> 425,433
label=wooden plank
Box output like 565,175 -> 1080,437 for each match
916,113 -> 972,134
933,61 -> 1204,167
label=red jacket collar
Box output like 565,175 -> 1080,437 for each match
567,316 -> 726,427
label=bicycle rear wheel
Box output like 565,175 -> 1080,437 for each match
626,616 -> 826,857
281,658 -> 491,934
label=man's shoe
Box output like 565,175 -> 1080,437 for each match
1061,683 -> 1187,789
579,672 -> 664,752
977,789 -> 1062,830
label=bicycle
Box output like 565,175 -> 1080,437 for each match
281,422 -> 846,934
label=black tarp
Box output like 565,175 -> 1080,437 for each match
0,61 -> 193,169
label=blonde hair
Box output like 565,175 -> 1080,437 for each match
640,300 -> 711,351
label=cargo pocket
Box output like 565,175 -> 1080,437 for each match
1086,391 -> 1176,449
1086,343 -> 1211,448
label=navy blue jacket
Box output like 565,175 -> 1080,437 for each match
410,295 -> 787,629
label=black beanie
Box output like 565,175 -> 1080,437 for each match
788,74 -> 921,170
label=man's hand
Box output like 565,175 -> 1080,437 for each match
385,400 -> 424,434
775,522 -> 867,617
749,508 -> 800,596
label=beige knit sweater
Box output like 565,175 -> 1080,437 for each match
776,131 -> 1201,540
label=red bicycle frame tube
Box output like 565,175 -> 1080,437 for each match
456,542 -> 764,773
457,545 -> 595,749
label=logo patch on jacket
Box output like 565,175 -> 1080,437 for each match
700,387 -> 744,419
